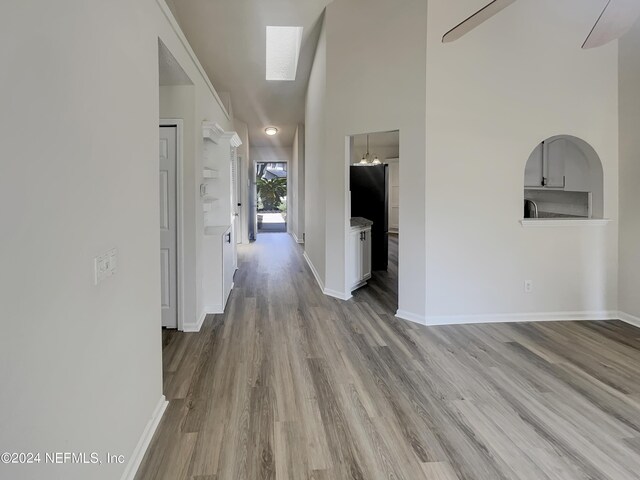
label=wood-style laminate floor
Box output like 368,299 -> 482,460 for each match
136,232 -> 640,480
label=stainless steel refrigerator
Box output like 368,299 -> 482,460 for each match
350,164 -> 389,271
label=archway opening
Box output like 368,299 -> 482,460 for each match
524,135 -> 604,219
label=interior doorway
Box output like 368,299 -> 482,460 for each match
158,38 -> 191,331
348,130 -> 400,312
255,162 -> 288,234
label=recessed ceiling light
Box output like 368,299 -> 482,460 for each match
266,26 -> 303,81
265,127 -> 278,136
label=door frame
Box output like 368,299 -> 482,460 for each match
159,119 -> 185,330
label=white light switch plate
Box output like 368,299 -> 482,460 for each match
107,248 -> 117,275
94,249 -> 118,285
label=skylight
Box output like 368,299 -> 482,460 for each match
266,26 -> 303,81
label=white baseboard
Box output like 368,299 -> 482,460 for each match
182,310 -> 208,333
303,252 -> 352,301
324,288 -> 353,301
395,309 -> 639,328
121,395 -> 168,480
396,310 -> 427,325
291,232 -> 304,244
618,311 -> 640,328
303,251 -> 325,291
206,304 -> 224,314
423,310 -> 618,326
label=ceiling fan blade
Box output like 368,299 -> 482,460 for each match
442,0 -> 518,43
583,0 -> 640,49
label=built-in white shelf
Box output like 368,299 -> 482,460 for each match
203,168 -> 219,179
202,122 -> 225,143
203,197 -> 218,212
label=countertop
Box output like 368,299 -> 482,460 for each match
537,212 -> 588,219
351,217 -> 373,228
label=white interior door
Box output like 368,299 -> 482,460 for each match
388,159 -> 400,233
159,126 -> 178,328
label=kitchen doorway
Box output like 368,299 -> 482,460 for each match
348,130 -> 400,312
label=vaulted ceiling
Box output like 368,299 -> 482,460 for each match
166,0 -> 330,147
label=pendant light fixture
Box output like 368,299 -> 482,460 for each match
356,134 -> 382,166
358,134 -> 371,165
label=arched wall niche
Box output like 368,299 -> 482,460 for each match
523,135 -> 604,219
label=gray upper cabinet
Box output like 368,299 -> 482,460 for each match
524,138 -> 577,189
544,138 -> 566,188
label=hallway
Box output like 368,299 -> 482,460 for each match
136,233 -> 640,480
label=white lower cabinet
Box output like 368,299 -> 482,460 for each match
222,226 -> 234,307
203,225 -> 235,313
348,221 -> 372,292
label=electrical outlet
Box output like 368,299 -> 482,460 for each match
524,280 -> 533,294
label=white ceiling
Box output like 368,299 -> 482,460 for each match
167,0 -> 330,147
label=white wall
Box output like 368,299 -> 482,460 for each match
0,1 -> 230,479
304,20 -> 328,285
305,0 -> 428,315
425,0 -> 619,321
290,125 -> 306,242
250,146 -> 293,163
619,20 -> 640,320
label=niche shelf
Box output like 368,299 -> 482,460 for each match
202,197 -> 218,212
203,167 -> 219,179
